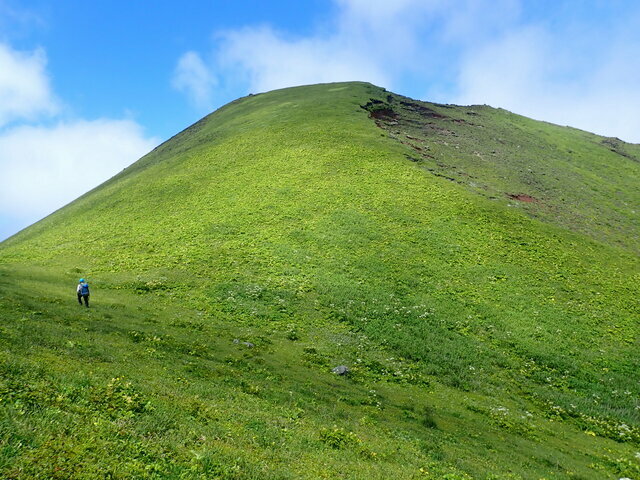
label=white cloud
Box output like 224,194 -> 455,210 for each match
333,0 -> 517,46
174,0 -> 445,100
201,0 -> 523,96
453,18 -> 640,142
215,26 -> 391,93
454,26 -> 556,111
0,119 -> 157,237
172,51 -> 217,108
0,42 -> 58,127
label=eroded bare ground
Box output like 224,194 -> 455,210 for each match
361,95 -> 543,206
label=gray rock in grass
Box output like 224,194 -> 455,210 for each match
332,365 -> 350,375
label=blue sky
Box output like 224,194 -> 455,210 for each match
1,0 -> 639,240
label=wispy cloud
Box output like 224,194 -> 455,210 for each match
452,12 -> 640,142
173,0 -> 640,143
172,0 -> 445,100
215,25 -> 391,93
172,51 -> 217,109
0,42 -> 58,127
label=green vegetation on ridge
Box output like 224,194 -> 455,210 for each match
1,82 -> 639,478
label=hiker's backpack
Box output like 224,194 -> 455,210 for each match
80,283 -> 89,295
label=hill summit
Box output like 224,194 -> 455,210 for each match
1,82 -> 638,479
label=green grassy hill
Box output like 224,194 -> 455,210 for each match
1,82 -> 638,479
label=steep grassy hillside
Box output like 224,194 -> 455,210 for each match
1,82 -> 638,479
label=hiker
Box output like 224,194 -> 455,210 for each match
77,278 -> 90,307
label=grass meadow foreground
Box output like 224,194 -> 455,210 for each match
0,82 -> 638,478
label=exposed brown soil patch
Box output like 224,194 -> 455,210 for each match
361,99 -> 397,121
507,193 -> 538,203
370,108 -> 396,120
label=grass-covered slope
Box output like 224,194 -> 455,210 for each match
1,82 -> 638,479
